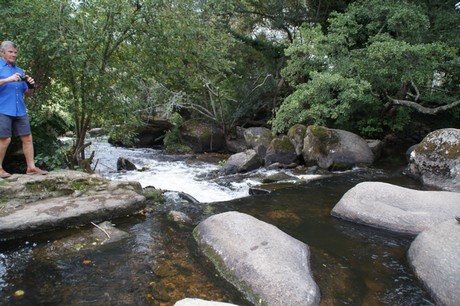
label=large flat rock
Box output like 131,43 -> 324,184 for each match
193,211 -> 320,306
0,170 -> 145,241
331,181 -> 460,234
408,220 -> 460,306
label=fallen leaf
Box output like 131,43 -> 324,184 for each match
83,260 -> 92,265
14,290 -> 25,297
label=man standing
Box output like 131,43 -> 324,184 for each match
0,41 -> 48,177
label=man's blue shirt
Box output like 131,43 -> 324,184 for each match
0,58 -> 28,117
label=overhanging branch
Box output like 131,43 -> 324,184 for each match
387,96 -> 460,115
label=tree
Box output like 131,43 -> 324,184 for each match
2,0 -> 145,171
200,0 -> 356,128
273,0 -> 460,137
133,0 -> 282,135
0,0 -> 74,168
52,1 -> 146,170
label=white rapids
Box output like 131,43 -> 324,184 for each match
84,138 -> 321,203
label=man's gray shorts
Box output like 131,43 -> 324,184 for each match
0,114 -> 32,138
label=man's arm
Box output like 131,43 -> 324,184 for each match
0,73 -> 20,86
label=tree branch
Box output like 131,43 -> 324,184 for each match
405,80 -> 420,101
387,96 -> 460,115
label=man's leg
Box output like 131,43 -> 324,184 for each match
20,134 -> 35,170
14,115 -> 48,175
0,114 -> 13,177
20,134 -> 48,175
0,137 -> 12,177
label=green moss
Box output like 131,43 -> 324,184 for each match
26,180 -> 60,193
246,129 -> 273,147
24,177 -> 106,195
271,136 -> 294,151
287,124 -> 307,139
144,189 -> 165,202
70,180 -> 88,192
309,125 -> 339,155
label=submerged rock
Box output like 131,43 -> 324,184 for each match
35,221 -> 129,258
168,211 -> 192,225
407,128 -> 460,192
194,211 -> 320,306
408,219 -> 460,306
117,157 -> 138,171
331,181 -> 460,234
261,171 -> 298,184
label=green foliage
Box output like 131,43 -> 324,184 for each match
273,72 -> 379,135
163,113 -> 191,153
1,0 -> 146,170
2,0 -> 458,159
29,110 -> 70,169
276,0 -> 460,137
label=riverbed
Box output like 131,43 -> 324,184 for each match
0,140 -> 434,305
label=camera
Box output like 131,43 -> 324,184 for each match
20,75 -> 35,89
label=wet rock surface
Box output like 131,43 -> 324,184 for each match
194,211 -> 320,306
331,181 -> 460,234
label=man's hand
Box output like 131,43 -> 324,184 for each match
10,73 -> 22,82
25,75 -> 35,89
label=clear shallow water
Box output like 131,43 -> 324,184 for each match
0,141 -> 434,305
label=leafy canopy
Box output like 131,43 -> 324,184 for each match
273,0 -> 460,137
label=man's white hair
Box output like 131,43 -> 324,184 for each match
1,41 -> 17,52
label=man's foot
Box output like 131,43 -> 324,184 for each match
0,169 -> 11,178
26,167 -> 49,175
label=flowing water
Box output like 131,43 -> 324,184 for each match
0,139 -> 434,305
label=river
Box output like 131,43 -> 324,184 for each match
0,139 -> 434,305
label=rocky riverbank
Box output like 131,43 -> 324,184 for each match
0,170 -> 146,241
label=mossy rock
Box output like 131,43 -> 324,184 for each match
408,128 -> 460,191
264,136 -> 297,166
243,127 -> 274,158
179,119 -> 226,153
287,124 -> 307,156
0,170 -> 143,217
302,125 -> 374,170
